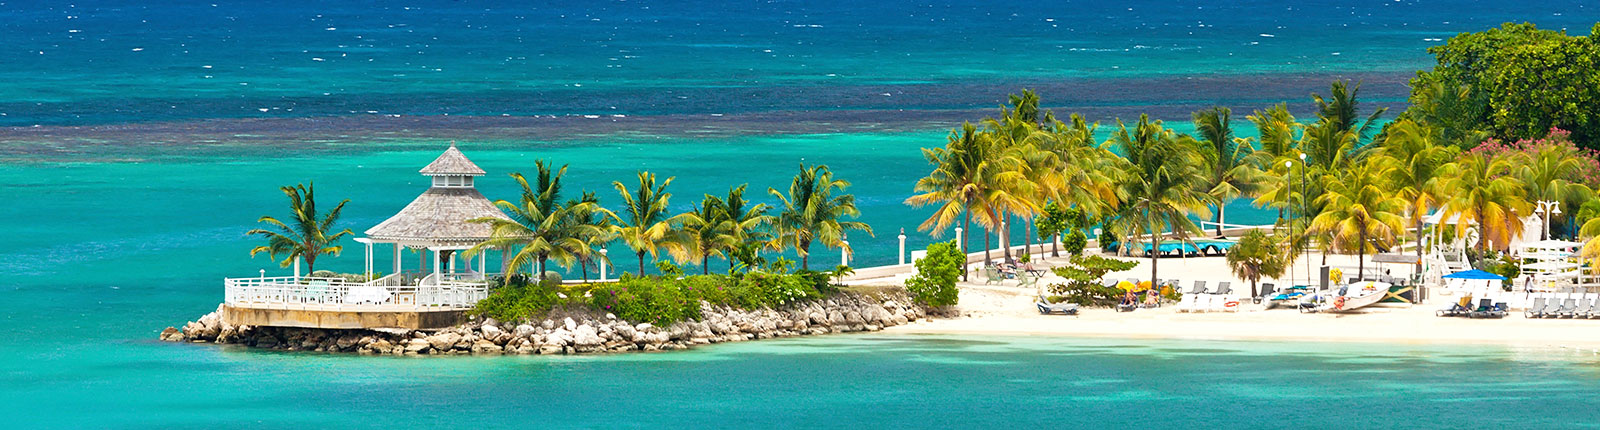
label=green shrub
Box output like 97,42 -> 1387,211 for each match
905,240 -> 962,307
473,274 -> 564,322
584,272 -> 825,326
590,276 -> 699,326
1062,231 -> 1087,256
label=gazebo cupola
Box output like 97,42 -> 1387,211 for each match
420,142 -> 486,189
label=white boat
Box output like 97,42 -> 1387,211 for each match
1312,281 -> 1390,313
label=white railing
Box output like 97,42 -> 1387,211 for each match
224,275 -> 489,310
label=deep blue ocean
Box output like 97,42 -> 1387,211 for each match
3,1 -> 1600,427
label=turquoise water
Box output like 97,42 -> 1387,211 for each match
7,334 -> 1600,429
5,0 -> 1600,427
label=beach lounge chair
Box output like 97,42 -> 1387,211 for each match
1189,281 -> 1208,295
1437,296 -> 1472,317
1523,297 -> 1547,319
1256,283 -> 1276,304
1213,282 -> 1232,296
1469,299 -> 1505,319
1555,298 -> 1579,318
1175,293 -> 1195,313
983,267 -> 1005,285
1206,294 -> 1227,312
1035,296 -> 1079,315
1561,295 -> 1587,316
1016,272 -> 1039,290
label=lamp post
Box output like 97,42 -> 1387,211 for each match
1285,159 -> 1294,287
599,248 -> 609,281
1535,200 -> 1561,240
1299,152 -> 1310,286
954,227 -> 964,252
898,228 -> 907,265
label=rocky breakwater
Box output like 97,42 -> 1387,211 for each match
159,291 -> 926,355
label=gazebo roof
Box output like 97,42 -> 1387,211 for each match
364,187 -> 510,247
419,143 -> 486,177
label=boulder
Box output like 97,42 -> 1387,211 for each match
159,327 -> 183,342
425,332 -> 462,350
563,317 -> 577,331
404,338 -> 431,354
546,328 -> 573,346
572,324 -> 604,347
513,324 -> 537,339
470,340 -> 504,355
615,324 -> 638,342
480,324 -> 504,340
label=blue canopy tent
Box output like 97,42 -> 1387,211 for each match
1443,269 -> 1506,280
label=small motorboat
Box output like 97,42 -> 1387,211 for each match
1303,281 -> 1390,313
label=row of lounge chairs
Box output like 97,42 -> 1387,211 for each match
1436,297 -> 1506,319
1524,293 -> 1600,319
1177,281 -> 1238,313
982,266 -> 1040,289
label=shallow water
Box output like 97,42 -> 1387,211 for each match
4,0 -> 1600,427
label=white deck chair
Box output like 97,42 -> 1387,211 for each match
1176,293 -> 1196,313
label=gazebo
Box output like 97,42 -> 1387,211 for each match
361,142 -> 511,286
220,143 -> 511,329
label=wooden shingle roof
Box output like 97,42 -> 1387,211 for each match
418,143 -> 486,176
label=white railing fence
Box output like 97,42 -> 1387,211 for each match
224,275 -> 488,309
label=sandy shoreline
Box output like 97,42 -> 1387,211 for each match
881,283 -> 1600,350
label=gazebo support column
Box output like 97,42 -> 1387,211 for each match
393,244 -> 401,276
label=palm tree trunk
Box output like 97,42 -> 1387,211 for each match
1357,231 -> 1366,282
1150,235 -> 1159,286
1023,218 -> 1032,258
638,252 -> 646,276
703,255 -> 710,275
1051,233 -> 1059,257
983,230 -> 992,266
1215,205 -> 1225,237
538,255 -> 548,280
1001,215 -> 1013,262
801,240 -> 811,271
581,261 -> 590,283
1413,221 -> 1424,280
962,206 -> 971,282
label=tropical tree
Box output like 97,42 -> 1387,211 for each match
717,184 -> 772,272
469,170 -> 608,280
1513,141 -> 1594,239
1194,107 -> 1259,236
1246,104 -> 1304,224
770,164 -> 873,270
612,171 -> 688,275
1375,120 -> 1458,271
906,122 -> 1024,278
1225,229 -> 1288,299
1307,161 -> 1408,279
1105,115 -> 1212,283
1438,153 -> 1530,251
564,191 -> 617,282
246,182 -> 353,274
678,194 -> 740,275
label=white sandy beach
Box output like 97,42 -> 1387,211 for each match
857,248 -> 1600,350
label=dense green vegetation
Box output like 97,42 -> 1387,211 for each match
474,271 -> 835,325
904,241 -> 962,307
1405,23 -> 1600,148
906,23 -> 1600,282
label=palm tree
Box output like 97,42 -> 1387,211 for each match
1513,142 -> 1593,239
1245,104 -> 1303,224
468,176 -> 607,280
564,191 -> 617,282
905,122 -> 1024,278
1377,120 -> 1458,271
1226,229 -> 1287,299
679,194 -> 741,275
770,164 -> 873,270
613,171 -> 688,275
246,182 -> 353,274
1313,80 -> 1387,142
1106,115 -> 1212,284
1438,153 -> 1531,251
719,184 -> 772,272
1194,107 -> 1259,237
1307,161 -> 1408,279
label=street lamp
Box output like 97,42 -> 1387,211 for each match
1299,153 -> 1309,286
1535,200 -> 1561,240
1285,160 -> 1294,287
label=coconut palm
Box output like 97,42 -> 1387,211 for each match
1246,104 -> 1304,224
770,164 -> 873,270
1313,80 -> 1387,142
612,171 -> 689,275
1513,142 -> 1594,239
1376,120 -> 1458,270
1194,107 -> 1260,237
905,122 -> 1025,278
719,184 -> 772,271
246,182 -> 353,274
678,194 -> 741,275
1105,115 -> 1212,283
468,174 -> 608,280
1438,153 -> 1531,251
1226,229 -> 1287,299
563,191 -> 617,282
1307,161 -> 1408,279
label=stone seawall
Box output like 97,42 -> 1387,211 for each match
159,291 -> 927,355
